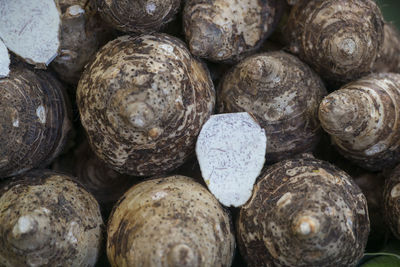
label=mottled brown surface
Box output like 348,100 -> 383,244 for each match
107,175 -> 235,267
0,66 -> 71,178
74,141 -> 137,208
373,23 -> 400,74
354,172 -> 387,247
77,34 -> 215,176
319,73 -> 400,171
284,0 -> 384,82
0,170 -> 103,267
95,0 -> 181,33
218,51 -> 327,163
51,0 -> 115,85
384,164 -> 400,239
183,0 -> 283,62
237,155 -> 369,267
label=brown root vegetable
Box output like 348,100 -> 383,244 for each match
196,112 -> 267,207
0,170 -> 103,267
373,23 -> 400,74
95,0 -> 181,33
237,155 -> 369,267
0,0 -> 61,68
51,0 -> 115,85
0,39 -> 9,78
218,51 -> 327,163
318,73 -> 400,171
74,141 -> 137,210
77,33 -> 215,176
354,172 -> 387,247
384,164 -> 400,240
0,66 -> 71,178
107,175 -> 235,267
183,0 -> 283,62
284,0 -> 384,82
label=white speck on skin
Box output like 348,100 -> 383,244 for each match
299,222 -> 311,235
152,191 -> 167,200
364,142 -> 386,156
159,44 -> 174,54
391,183 -> 400,198
13,215 -> 35,235
66,221 -> 78,243
36,105 -> 46,123
67,5 -> 85,16
146,2 -> 156,15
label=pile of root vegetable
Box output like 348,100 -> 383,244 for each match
2,0 -> 400,266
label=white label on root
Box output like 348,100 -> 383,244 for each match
0,38 -> 9,78
196,112 -> 267,207
0,0 -> 60,66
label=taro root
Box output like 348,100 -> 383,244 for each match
107,175 -> 235,267
373,23 -> 400,74
218,51 -> 327,163
95,0 -> 181,33
384,164 -> 400,240
77,33 -> 215,176
183,0 -> 283,62
0,39 -> 9,78
74,142 -> 136,212
319,73 -> 400,171
0,66 -> 71,178
196,112 -> 267,207
354,172 -> 387,248
0,0 -> 61,68
51,0 -> 115,85
284,0 -> 384,82
237,155 -> 369,267
0,170 -> 103,267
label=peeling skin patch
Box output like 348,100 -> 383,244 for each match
196,112 -> 267,207
0,39 -> 9,78
36,105 -> 46,124
0,0 -> 61,66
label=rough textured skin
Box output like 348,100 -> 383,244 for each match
107,176 -> 235,267
183,0 -> 283,62
237,155 -> 369,267
354,172 -> 387,245
373,23 -> 400,74
319,73 -> 400,171
384,164 -> 400,239
95,0 -> 181,33
77,34 -> 215,176
0,170 -> 103,267
0,66 -> 71,178
74,141 -> 137,208
218,51 -> 327,163
51,0 -> 115,85
284,0 -> 384,82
